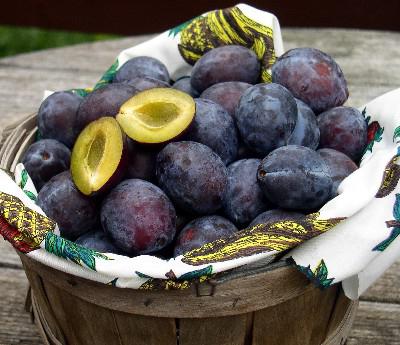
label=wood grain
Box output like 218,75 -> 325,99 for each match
179,315 -> 250,345
347,301 -> 400,345
252,285 -> 338,345
0,267 -> 42,345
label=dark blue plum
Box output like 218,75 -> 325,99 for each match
174,215 -> 237,256
191,45 -> 260,93
235,83 -> 297,156
200,81 -> 252,118
125,76 -> 170,92
272,47 -> 348,114
75,230 -> 122,254
184,99 -> 238,164
22,139 -> 71,191
288,98 -> 320,149
172,77 -> 200,97
126,139 -> 158,182
317,106 -> 368,162
257,145 -> 333,210
249,209 -> 304,228
156,141 -> 227,215
114,56 -> 170,83
36,171 -> 98,241
76,83 -> 136,132
101,179 -> 176,256
318,148 -> 358,196
223,159 -> 268,226
38,91 -> 82,148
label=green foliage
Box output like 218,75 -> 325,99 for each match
297,259 -> 334,288
373,227 -> 400,251
179,265 -> 213,281
45,232 -> 112,271
135,271 -> 153,279
0,26 -> 117,58
393,126 -> 400,143
93,59 -> 119,90
374,193 -> 400,251
69,88 -> 92,98
24,190 -> 37,201
20,169 -> 28,189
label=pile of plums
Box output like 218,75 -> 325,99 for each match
22,45 -> 367,258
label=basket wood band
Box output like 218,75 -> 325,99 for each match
29,287 -> 357,345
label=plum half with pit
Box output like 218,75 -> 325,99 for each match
222,159 -> 269,227
116,88 -> 195,144
38,91 -> 82,148
272,47 -> 348,114
317,106 -> 368,162
22,139 -> 71,191
36,171 -> 98,241
235,83 -> 297,156
174,215 -> 237,256
183,98 -> 238,165
101,179 -> 176,255
257,145 -> 333,210
156,141 -> 228,215
71,117 -> 127,196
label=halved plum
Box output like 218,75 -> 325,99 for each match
71,117 -> 126,196
116,88 -> 195,144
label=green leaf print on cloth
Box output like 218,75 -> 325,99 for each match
393,126 -> 400,143
45,232 -> 112,271
179,265 -> 213,281
93,59 -> 119,90
373,193 -> 400,251
19,169 -> 28,190
296,259 -> 334,288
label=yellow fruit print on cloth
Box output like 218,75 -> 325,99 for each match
177,6 -> 276,82
182,213 -> 345,266
0,191 -> 55,249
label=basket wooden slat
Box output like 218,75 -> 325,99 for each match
2,113 -> 358,345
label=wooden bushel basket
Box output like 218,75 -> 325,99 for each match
0,114 -> 359,345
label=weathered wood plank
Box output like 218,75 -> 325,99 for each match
0,37 -> 152,72
0,267 -> 43,345
179,314 -> 250,345
361,258 -> 400,304
347,301 -> 400,345
0,238 -> 22,268
252,284 -> 338,345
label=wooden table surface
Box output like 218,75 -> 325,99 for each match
0,29 -> 399,344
